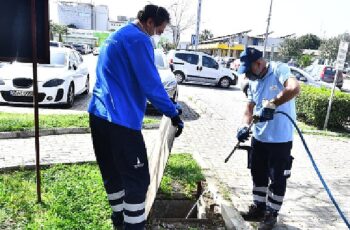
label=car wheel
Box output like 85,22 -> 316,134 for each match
65,83 -> 75,108
174,71 -> 185,84
83,75 -> 90,95
218,77 -> 231,88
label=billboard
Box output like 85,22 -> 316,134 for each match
0,0 -> 50,63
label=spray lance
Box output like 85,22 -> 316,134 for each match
224,116 -> 259,163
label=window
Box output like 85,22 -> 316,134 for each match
202,56 -> 218,69
69,53 -> 78,67
50,52 -> 66,65
73,51 -> 83,63
291,70 -> 305,81
175,53 -> 199,65
324,67 -> 335,75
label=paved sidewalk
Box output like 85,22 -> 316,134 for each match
1,86 -> 349,229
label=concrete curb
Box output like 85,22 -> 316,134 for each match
184,95 -> 251,230
205,176 -> 252,230
0,123 -> 160,139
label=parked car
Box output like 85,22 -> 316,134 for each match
168,50 -> 236,88
224,57 -> 236,69
304,64 -> 343,89
0,47 -> 90,108
63,44 -> 76,50
72,44 -> 87,54
93,47 -> 100,56
236,64 -> 339,98
230,59 -> 240,71
154,49 -> 178,101
289,66 -> 339,90
147,49 -> 178,111
50,41 -> 63,47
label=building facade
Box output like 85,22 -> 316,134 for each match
93,5 -> 109,31
57,1 -> 109,31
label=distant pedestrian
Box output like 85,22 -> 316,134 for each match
88,4 -> 184,230
236,47 -> 300,229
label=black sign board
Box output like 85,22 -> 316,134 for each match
0,0 -> 50,63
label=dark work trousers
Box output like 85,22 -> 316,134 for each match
89,114 -> 150,230
250,137 -> 293,215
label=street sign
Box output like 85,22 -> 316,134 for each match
335,41 -> 349,70
324,41 -> 349,130
0,0 -> 49,63
191,34 -> 196,45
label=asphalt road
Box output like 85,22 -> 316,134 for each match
1,55 -> 350,114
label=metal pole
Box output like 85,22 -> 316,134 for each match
263,0 -> 273,58
324,41 -> 348,130
195,0 -> 202,50
31,0 -> 41,203
323,70 -> 339,130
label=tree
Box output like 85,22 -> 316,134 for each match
278,37 -> 302,61
298,54 -> 313,68
199,29 -> 213,42
298,34 -> 321,50
167,0 -> 195,48
319,33 -> 350,63
50,21 -> 68,42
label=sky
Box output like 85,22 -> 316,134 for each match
50,0 -> 349,42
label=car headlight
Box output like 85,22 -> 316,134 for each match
163,81 -> 177,90
43,79 -> 65,87
0,79 -> 5,85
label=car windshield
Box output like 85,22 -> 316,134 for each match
50,52 -> 67,66
324,67 -> 335,75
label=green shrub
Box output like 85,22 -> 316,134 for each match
296,84 -> 350,129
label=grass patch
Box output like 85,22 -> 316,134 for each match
0,163 -> 111,229
159,153 -> 204,198
0,112 -> 158,132
296,120 -> 350,139
0,153 -> 203,229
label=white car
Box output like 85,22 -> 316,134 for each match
289,66 -> 339,90
154,49 -> 178,102
168,50 -> 236,88
0,47 -> 89,108
93,47 -> 100,56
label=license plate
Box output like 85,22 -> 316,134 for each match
10,90 -> 33,97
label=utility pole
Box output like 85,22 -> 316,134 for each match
195,0 -> 202,50
263,0 -> 273,58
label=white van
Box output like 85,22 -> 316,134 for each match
168,50 -> 236,88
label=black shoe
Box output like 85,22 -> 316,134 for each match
258,211 -> 277,230
240,204 -> 265,221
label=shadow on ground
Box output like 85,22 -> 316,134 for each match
146,100 -> 200,122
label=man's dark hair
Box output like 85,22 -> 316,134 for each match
137,4 -> 170,26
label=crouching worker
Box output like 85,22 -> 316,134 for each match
88,4 -> 184,230
236,47 -> 300,230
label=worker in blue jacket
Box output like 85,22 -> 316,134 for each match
88,4 -> 184,230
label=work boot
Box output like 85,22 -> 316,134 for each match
240,204 -> 265,221
258,211 -> 277,230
